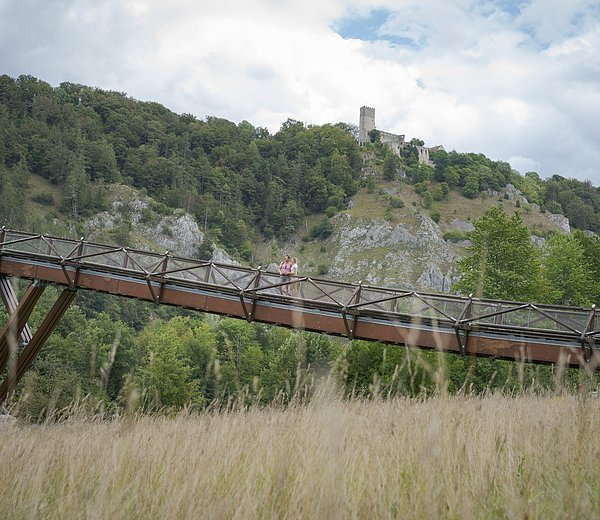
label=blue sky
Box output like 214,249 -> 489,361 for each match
0,0 -> 599,183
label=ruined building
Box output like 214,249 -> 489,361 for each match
358,106 -> 443,165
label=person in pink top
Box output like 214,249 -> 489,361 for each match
278,254 -> 293,295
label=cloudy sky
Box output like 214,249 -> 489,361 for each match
1,0 -> 599,182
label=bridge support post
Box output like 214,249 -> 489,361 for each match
0,288 -> 77,405
581,305 -> 596,367
0,279 -> 46,373
455,294 -> 473,356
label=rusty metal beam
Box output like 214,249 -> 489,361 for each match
0,288 -> 77,405
0,280 -> 46,373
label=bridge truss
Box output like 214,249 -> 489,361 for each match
1,228 -> 599,403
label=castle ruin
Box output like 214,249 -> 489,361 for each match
358,106 -> 443,165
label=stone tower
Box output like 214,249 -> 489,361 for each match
358,106 -> 375,145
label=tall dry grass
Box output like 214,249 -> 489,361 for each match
1,392 -> 599,519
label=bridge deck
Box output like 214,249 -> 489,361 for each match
1,229 -> 599,369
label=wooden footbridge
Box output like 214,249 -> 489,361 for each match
1,229 -> 599,402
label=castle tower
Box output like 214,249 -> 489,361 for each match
358,106 -> 375,145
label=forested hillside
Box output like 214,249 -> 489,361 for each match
1,74 -> 599,418
2,74 -> 600,254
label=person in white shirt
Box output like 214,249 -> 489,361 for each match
290,257 -> 298,296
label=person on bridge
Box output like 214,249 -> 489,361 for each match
279,254 -> 293,295
290,257 -> 299,296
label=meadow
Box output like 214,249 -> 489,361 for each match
2,391 -> 599,519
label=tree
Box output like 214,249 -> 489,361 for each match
573,230 -> 600,305
542,233 -> 593,306
462,172 -> 479,199
136,318 -> 199,409
383,154 -> 399,180
454,207 -> 546,301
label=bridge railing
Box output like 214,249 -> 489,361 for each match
0,229 -> 598,344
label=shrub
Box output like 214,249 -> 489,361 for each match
389,196 -> 404,209
317,264 -> 329,276
311,218 -> 333,239
443,229 -> 469,243
31,192 -> 54,206
430,210 -> 441,223
325,206 -> 338,218
362,175 -> 376,192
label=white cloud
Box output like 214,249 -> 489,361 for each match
0,0 -> 598,182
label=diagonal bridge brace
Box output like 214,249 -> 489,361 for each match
0,278 -> 46,374
0,287 -> 77,405
0,276 -> 34,345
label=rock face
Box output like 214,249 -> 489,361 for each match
450,219 -> 474,232
547,213 -> 571,233
86,185 -> 207,259
503,184 -> 529,204
149,212 -> 202,258
326,212 -> 458,292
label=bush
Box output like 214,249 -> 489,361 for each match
311,218 -> 333,239
31,192 -> 55,206
545,200 -> 563,214
431,210 -> 441,223
443,229 -> 469,243
389,196 -> 404,209
325,206 -> 338,218
362,175 -> 376,192
139,207 -> 155,224
414,181 -> 430,195
317,264 -> 329,276
422,190 -> 433,209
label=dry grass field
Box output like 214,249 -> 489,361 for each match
1,393 -> 599,519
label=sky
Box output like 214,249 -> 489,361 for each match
1,0 -> 599,183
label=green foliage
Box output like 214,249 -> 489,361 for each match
443,229 -> 469,243
325,205 -> 338,218
382,154 -> 400,180
432,182 -> 449,201
362,174 -> 376,192
542,233 -> 594,306
311,217 -> 333,239
31,192 -> 55,205
430,209 -> 441,223
0,75 -> 362,253
343,341 -> 434,397
135,318 -> 200,409
573,231 -> 600,305
454,207 -> 546,301
421,190 -> 433,209
317,264 -> 329,276
389,196 -> 404,209
368,129 -> 381,143
462,173 -> 479,199
543,175 -> 600,232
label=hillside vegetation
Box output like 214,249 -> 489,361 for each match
2,74 -> 600,256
